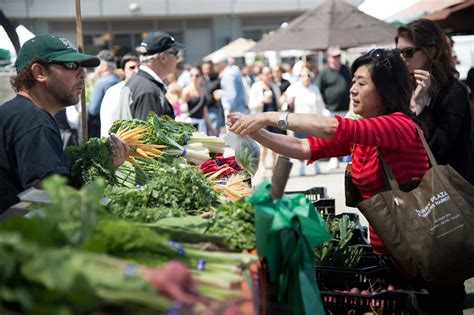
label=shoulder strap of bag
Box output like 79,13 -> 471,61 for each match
377,148 -> 400,191
415,125 -> 438,167
376,125 -> 438,191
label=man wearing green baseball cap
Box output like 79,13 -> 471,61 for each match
0,34 -> 129,213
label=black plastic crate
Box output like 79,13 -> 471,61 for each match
286,187 -> 335,217
316,249 -> 428,314
316,247 -> 400,291
286,186 -> 327,201
321,290 -> 425,315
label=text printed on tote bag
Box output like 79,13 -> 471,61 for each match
415,191 -> 450,217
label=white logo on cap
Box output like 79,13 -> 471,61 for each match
57,36 -> 76,49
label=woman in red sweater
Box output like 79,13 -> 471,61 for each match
228,48 -> 430,253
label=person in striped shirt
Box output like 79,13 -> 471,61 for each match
227,48 -> 430,254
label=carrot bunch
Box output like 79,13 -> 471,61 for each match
115,126 -> 166,164
213,174 -> 252,201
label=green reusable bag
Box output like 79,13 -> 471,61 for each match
358,127 -> 474,287
247,178 -> 331,314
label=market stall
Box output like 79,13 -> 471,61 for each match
1,113 -> 432,314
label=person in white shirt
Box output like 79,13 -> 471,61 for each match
100,53 -> 139,137
248,66 -> 285,169
285,67 -> 326,176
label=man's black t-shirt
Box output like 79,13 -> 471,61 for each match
0,95 -> 69,213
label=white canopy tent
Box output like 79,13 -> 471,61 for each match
203,38 -> 256,62
0,24 -> 35,59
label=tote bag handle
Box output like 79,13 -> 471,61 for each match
377,125 -> 438,191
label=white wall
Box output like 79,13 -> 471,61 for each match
0,0 -> 363,18
453,35 -> 474,80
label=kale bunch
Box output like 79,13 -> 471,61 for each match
65,137 -> 115,187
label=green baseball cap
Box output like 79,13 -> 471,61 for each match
15,34 -> 100,72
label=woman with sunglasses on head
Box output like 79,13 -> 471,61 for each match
229,48 -> 429,252
396,19 -> 473,187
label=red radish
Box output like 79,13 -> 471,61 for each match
387,284 -> 395,291
361,290 -> 370,295
349,287 -> 360,294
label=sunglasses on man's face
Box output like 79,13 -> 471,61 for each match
396,47 -> 420,59
49,61 -> 82,71
165,50 -> 179,57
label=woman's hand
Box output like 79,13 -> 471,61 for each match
227,112 -> 267,136
108,133 -> 130,168
140,261 -> 205,305
410,69 -> 431,115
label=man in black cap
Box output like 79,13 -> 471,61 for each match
118,31 -> 184,120
0,34 -> 129,213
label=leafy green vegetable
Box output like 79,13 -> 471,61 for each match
149,114 -> 195,146
65,137 -> 115,187
237,147 -> 259,175
206,199 -> 256,250
0,232 -> 172,314
314,214 -> 363,267
110,113 -> 195,147
109,117 -> 158,144
105,160 -> 219,222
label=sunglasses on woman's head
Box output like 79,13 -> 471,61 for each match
396,47 -> 420,59
367,48 -> 392,72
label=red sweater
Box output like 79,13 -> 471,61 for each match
307,112 -> 430,253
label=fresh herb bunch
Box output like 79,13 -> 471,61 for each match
206,199 -> 256,250
65,137 -> 115,187
105,187 -> 188,223
105,160 -> 219,221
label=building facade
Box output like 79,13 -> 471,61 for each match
1,0 -> 362,64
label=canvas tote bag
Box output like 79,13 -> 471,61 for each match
357,127 -> 474,287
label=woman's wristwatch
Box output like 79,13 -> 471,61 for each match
277,111 -> 289,130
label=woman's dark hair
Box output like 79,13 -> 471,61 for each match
10,58 -> 48,93
395,19 -> 458,97
351,48 -> 412,116
120,52 -> 139,69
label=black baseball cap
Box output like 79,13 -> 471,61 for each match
136,32 -> 184,56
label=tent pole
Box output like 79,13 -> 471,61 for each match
75,0 -> 88,143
